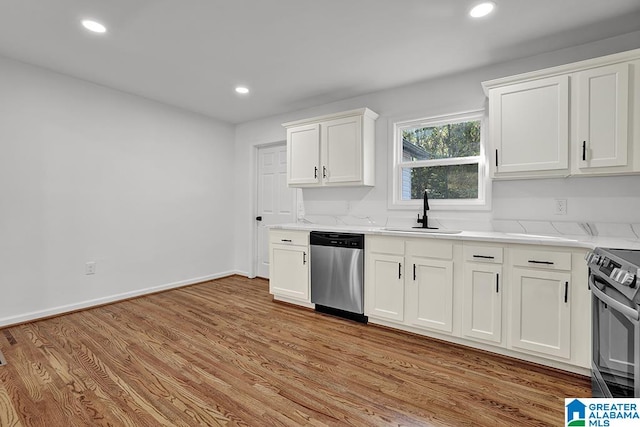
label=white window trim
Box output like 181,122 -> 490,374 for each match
388,109 -> 491,211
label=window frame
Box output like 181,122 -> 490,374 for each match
389,109 -> 491,211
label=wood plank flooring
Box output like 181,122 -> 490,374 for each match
0,275 -> 590,426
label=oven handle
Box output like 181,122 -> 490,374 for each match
590,275 -> 640,321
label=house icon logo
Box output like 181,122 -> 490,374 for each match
566,399 -> 586,426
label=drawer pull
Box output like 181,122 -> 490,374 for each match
281,239 -> 292,242
473,255 -> 495,260
528,260 -> 554,265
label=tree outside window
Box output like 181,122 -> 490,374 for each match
394,111 -> 486,208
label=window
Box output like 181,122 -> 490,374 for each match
391,110 -> 489,209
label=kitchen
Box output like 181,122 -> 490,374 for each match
2,1 -> 640,425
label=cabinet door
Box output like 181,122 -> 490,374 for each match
462,263 -> 502,344
406,257 -> 454,333
509,268 -> 571,359
269,245 -> 309,301
287,124 -> 320,186
490,75 -> 569,174
365,253 -> 404,322
321,116 -> 362,184
576,63 -> 629,169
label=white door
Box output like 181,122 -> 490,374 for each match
462,263 -> 502,343
287,124 -> 320,186
365,253 -> 405,322
406,256 -> 454,333
576,63 -> 629,169
509,268 -> 571,359
322,116 -> 362,184
490,75 -> 569,174
256,144 -> 296,278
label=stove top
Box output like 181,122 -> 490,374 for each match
607,248 -> 640,268
587,247 -> 640,303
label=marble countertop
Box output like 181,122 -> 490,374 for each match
270,223 -> 640,250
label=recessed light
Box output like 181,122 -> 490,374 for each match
82,19 -> 107,33
235,86 -> 250,95
469,2 -> 495,18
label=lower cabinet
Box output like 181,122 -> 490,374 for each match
509,267 -> 572,359
462,262 -> 503,344
365,236 -> 405,322
406,256 -> 454,333
269,230 -> 310,303
365,253 -> 405,322
364,235 -> 589,373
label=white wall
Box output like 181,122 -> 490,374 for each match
234,30 -> 640,275
0,56 -> 236,326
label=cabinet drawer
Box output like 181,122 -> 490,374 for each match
405,239 -> 453,260
269,230 -> 309,246
463,244 -> 503,263
367,236 -> 404,255
510,248 -> 571,271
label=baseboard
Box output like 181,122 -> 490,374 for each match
0,271 -> 238,328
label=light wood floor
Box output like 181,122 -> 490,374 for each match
0,275 -> 590,426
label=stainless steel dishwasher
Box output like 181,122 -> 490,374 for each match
310,231 -> 366,323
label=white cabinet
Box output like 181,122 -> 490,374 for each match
462,245 -> 504,344
283,108 -> 378,187
508,248 -> 572,359
406,240 -> 455,334
366,253 -> 405,322
365,236 -> 405,322
574,63 -> 630,172
286,124 -> 320,185
269,230 -> 310,303
489,75 -> 569,175
483,48 -> 640,179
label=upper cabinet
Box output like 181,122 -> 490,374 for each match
483,49 -> 640,179
574,63 -> 629,173
489,75 -> 569,175
283,108 -> 378,187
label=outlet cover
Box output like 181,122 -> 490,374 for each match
554,199 -> 567,215
85,261 -> 96,275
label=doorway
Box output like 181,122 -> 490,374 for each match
255,143 -> 298,278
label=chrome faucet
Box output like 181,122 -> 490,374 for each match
416,189 -> 438,229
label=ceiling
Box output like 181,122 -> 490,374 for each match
1,0 -> 640,124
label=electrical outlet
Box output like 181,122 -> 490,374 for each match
85,261 -> 96,275
554,199 -> 567,215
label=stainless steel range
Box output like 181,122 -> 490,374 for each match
586,248 -> 640,398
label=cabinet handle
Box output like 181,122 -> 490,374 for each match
582,141 -> 586,161
398,263 -> 402,279
323,166 -> 327,178
564,281 -> 568,303
281,239 -> 292,242
528,260 -> 554,265
496,273 -> 500,293
303,252 -> 307,265
495,149 -> 498,168
413,263 -> 416,281
473,255 -> 495,260
314,166 -> 318,179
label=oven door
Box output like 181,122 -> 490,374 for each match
591,274 -> 640,397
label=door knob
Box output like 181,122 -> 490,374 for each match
255,216 -> 262,221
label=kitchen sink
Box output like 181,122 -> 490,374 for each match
383,227 -> 462,234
